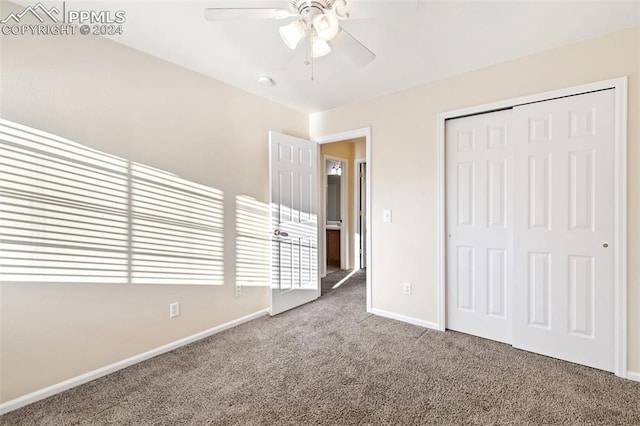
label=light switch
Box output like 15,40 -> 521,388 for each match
383,209 -> 392,223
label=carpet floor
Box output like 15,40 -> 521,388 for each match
2,269 -> 639,425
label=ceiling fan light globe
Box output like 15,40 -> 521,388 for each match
279,20 -> 306,49
311,37 -> 331,58
313,13 -> 339,40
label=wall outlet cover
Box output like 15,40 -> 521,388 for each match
169,302 -> 180,318
403,283 -> 412,295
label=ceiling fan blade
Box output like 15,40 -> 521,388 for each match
344,1 -> 419,20
330,28 -> 376,67
203,8 -> 294,21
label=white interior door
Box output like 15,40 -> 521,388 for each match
512,90 -> 615,371
269,131 -> 319,315
446,110 -> 513,344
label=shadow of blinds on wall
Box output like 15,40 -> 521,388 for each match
0,119 -> 224,285
131,164 -> 224,285
236,195 -> 270,287
0,120 -> 129,282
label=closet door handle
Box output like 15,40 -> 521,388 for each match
274,229 -> 289,237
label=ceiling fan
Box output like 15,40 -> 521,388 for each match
204,0 -> 376,67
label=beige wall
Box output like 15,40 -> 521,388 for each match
0,3 -> 307,402
310,27 -> 640,372
1,1 -> 638,406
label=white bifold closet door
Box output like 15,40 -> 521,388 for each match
446,89 -> 615,372
446,109 -> 514,344
511,90 -> 615,372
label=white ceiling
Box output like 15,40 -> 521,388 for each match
13,0 -> 640,112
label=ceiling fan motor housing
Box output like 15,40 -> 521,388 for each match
290,0 -> 335,14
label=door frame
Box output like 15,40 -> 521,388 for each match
314,128 -> 372,312
437,77 -> 628,378
323,154 -> 349,272
354,158 -> 366,269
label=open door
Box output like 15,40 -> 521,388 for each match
269,131 -> 319,315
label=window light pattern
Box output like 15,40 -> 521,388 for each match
131,163 -> 224,285
0,119 -> 224,285
235,195 -> 271,287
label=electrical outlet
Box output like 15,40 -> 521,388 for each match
169,302 -> 180,318
235,286 -> 241,298
403,283 -> 412,295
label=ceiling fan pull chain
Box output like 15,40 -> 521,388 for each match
304,29 -> 310,66
303,30 -> 314,81
311,33 -> 315,81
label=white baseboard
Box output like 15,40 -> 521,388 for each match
627,370 -> 640,382
0,309 -> 269,416
369,308 -> 440,330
